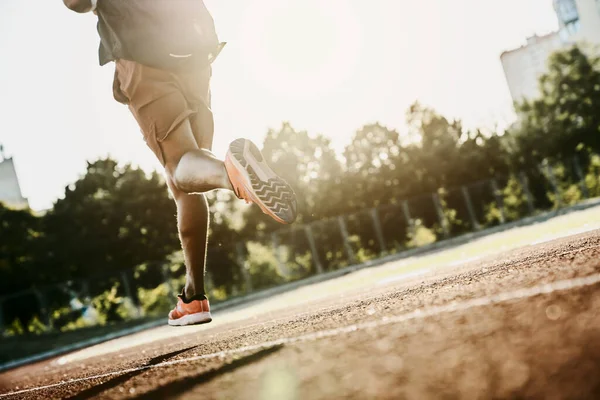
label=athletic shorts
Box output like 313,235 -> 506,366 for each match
113,59 -> 214,165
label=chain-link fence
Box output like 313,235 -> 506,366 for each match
3,153 -> 600,336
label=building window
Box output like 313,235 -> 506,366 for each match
565,19 -> 581,35
554,0 -> 579,25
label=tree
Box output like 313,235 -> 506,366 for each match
405,102 -> 464,192
512,45 -> 600,166
242,123 -> 344,233
0,204 -> 41,294
40,158 -> 180,285
343,123 -> 409,209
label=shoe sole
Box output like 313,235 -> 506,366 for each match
168,312 -> 212,326
225,138 -> 297,224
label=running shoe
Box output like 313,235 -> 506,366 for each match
225,138 -> 297,224
168,297 -> 212,326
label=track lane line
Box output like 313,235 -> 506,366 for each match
47,244 -> 600,366
3,271 -> 600,398
182,244 -> 600,340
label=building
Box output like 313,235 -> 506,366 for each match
500,33 -> 564,103
501,0 -> 600,104
0,146 -> 28,209
554,0 -> 600,44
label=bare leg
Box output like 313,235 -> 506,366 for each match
161,123 -> 232,194
172,148 -> 232,193
160,119 -> 230,299
167,177 -> 209,299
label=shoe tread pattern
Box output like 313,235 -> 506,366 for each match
230,139 -> 297,222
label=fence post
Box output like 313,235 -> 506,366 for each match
543,163 -> 562,207
401,200 -> 415,240
573,155 -> 589,198
235,242 -> 254,293
80,280 -> 91,302
271,232 -> 287,276
432,193 -> 450,238
303,224 -> 324,274
33,289 -> 52,330
370,208 -> 387,254
461,186 -> 480,231
337,216 -> 357,264
519,172 -> 535,215
491,179 -> 506,224
161,264 -> 175,298
120,271 -> 142,318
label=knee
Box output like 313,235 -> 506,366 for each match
166,174 -> 186,200
168,150 -> 226,194
169,175 -> 187,197
167,153 -> 199,194
178,218 -> 205,240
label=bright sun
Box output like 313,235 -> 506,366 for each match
238,0 -> 364,99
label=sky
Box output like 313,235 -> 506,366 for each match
0,0 -> 559,211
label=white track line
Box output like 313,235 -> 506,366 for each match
3,272 -> 600,398
216,245 -> 599,339
58,244 -> 600,366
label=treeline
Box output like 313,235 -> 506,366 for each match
1,45 -> 600,332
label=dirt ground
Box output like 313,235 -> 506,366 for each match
1,230 -> 600,399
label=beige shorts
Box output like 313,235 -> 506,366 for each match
113,59 -> 214,165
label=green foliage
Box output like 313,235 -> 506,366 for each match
485,176 -> 529,224
5,315 -> 50,336
585,153 -> 600,196
437,188 -> 464,235
90,283 -> 139,324
25,316 -> 48,335
545,162 -> 583,207
239,123 -> 345,230
512,45 -> 600,166
406,220 -> 437,248
4,319 -> 25,336
3,45 -> 600,337
59,316 -> 97,333
138,283 -> 172,317
41,159 -> 180,283
0,204 -> 41,294
245,241 -> 286,290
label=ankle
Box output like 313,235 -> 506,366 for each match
180,289 -> 208,303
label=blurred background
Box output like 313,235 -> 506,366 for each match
1,0 -> 599,362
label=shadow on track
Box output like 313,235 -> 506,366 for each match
66,346 -> 197,400
132,345 -> 284,399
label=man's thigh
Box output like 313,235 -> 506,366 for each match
189,102 -> 214,151
115,60 -> 204,165
182,66 -> 214,151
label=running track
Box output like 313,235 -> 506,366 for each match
1,230 -> 600,399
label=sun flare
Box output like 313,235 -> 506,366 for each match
238,0 -> 364,98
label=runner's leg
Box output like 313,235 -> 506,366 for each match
161,123 -> 231,194
158,117 -> 225,300
166,175 -> 209,299
115,59 -> 222,308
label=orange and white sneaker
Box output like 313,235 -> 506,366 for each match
225,138 -> 297,224
168,296 -> 212,326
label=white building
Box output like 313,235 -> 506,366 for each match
555,0 -> 600,45
500,33 -> 564,103
501,0 -> 600,104
0,146 -> 28,209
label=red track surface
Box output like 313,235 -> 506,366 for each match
1,230 -> 600,399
